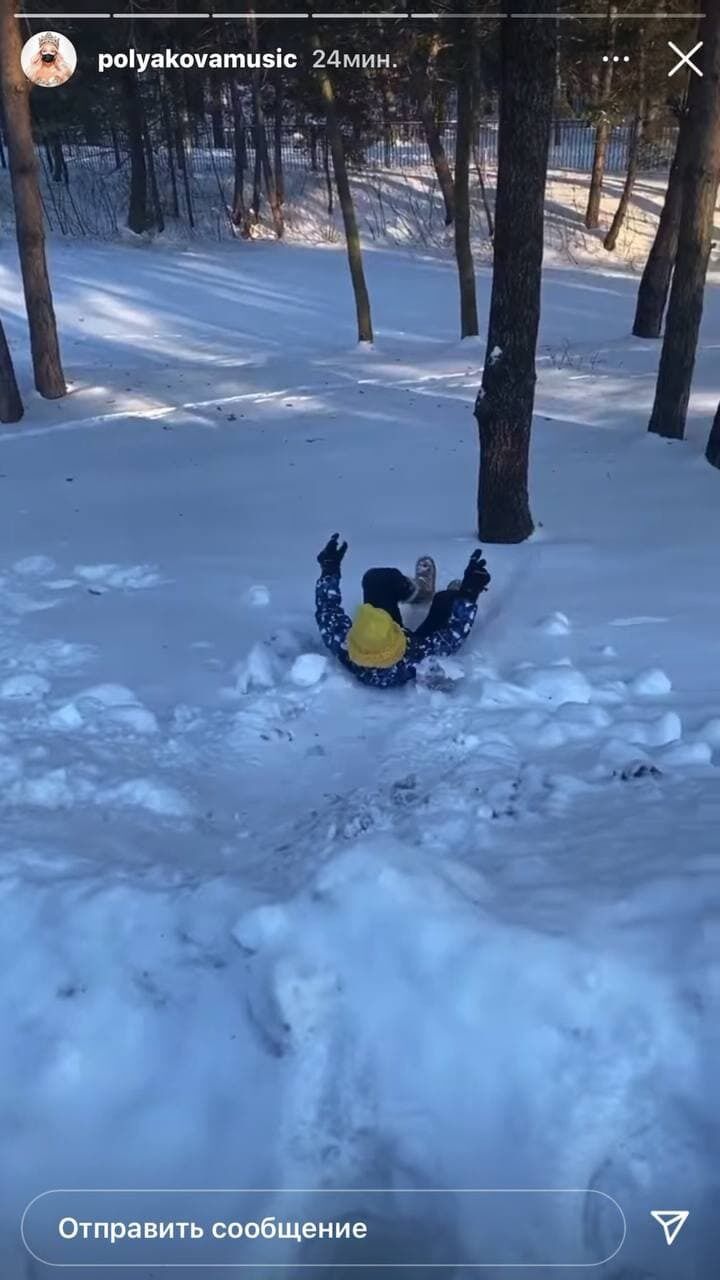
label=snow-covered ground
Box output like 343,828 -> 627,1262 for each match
1,235 -> 719,1278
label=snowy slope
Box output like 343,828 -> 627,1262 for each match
0,239 -> 719,1278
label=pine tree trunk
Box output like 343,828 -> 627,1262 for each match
0,0 -> 65,399
210,80 -> 225,149
632,116 -> 688,337
604,37 -> 644,253
706,400 -> 720,467
273,70 -> 285,211
474,3 -> 554,543
419,99 -> 455,225
144,122 -> 164,234
603,112 -> 640,251
229,78 -> 248,232
585,2 -> 617,230
160,82 -> 180,219
247,14 -> 283,238
586,118 -> 611,230
314,41 -> 373,343
322,131 -> 333,214
413,36 -> 454,225
472,140 -> 494,240
123,68 -> 150,234
454,14 -> 478,338
0,94 -> 7,169
173,98 -> 195,229
50,137 -> 67,184
0,316 -> 23,423
648,12 -> 720,441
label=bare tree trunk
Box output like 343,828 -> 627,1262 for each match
474,2 -> 555,543
314,39 -> 373,343
632,113 -> 689,337
0,316 -> 23,423
0,0 -> 65,399
454,12 -> 479,338
414,36 -> 454,226
706,400 -> 720,467
123,68 -> 150,234
585,2 -> 617,230
648,11 -> 720,440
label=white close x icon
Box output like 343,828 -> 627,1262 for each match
667,41 -> 704,78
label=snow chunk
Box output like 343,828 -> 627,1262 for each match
631,668 -> 672,697
102,779 -> 190,817
234,644 -> 278,694
49,685 -> 158,734
74,563 -> 163,590
289,654 -> 328,687
13,555 -> 56,576
417,656 -> 465,691
78,683 -> 142,706
0,673 -> 51,701
516,665 -> 593,706
489,345 -> 503,364
536,611 -> 571,636
245,585 -> 271,607
49,702 -> 85,731
105,706 -> 159,734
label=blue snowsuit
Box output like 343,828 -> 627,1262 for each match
315,571 -> 478,689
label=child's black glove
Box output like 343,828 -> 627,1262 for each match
458,549 -> 491,601
317,533 -> 348,576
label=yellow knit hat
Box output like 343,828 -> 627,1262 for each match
347,604 -> 407,669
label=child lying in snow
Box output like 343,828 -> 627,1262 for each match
315,534 -> 490,689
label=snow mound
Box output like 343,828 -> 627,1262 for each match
289,654 -> 328,687
698,718 -> 720,747
101,778 -> 190,817
13,555 -> 57,576
630,668 -> 672,697
0,673 -> 51,701
536,611 -> 571,636
660,741 -> 713,767
613,712 -> 682,748
516,664 -> 593,706
74,563 -> 163,590
49,684 -> 159,735
232,839 -> 717,1272
245,585 -> 271,607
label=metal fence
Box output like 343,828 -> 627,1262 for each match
16,118 -> 677,239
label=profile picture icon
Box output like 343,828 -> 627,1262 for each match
21,31 -> 77,89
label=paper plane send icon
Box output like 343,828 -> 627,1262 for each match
650,1210 -> 689,1246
